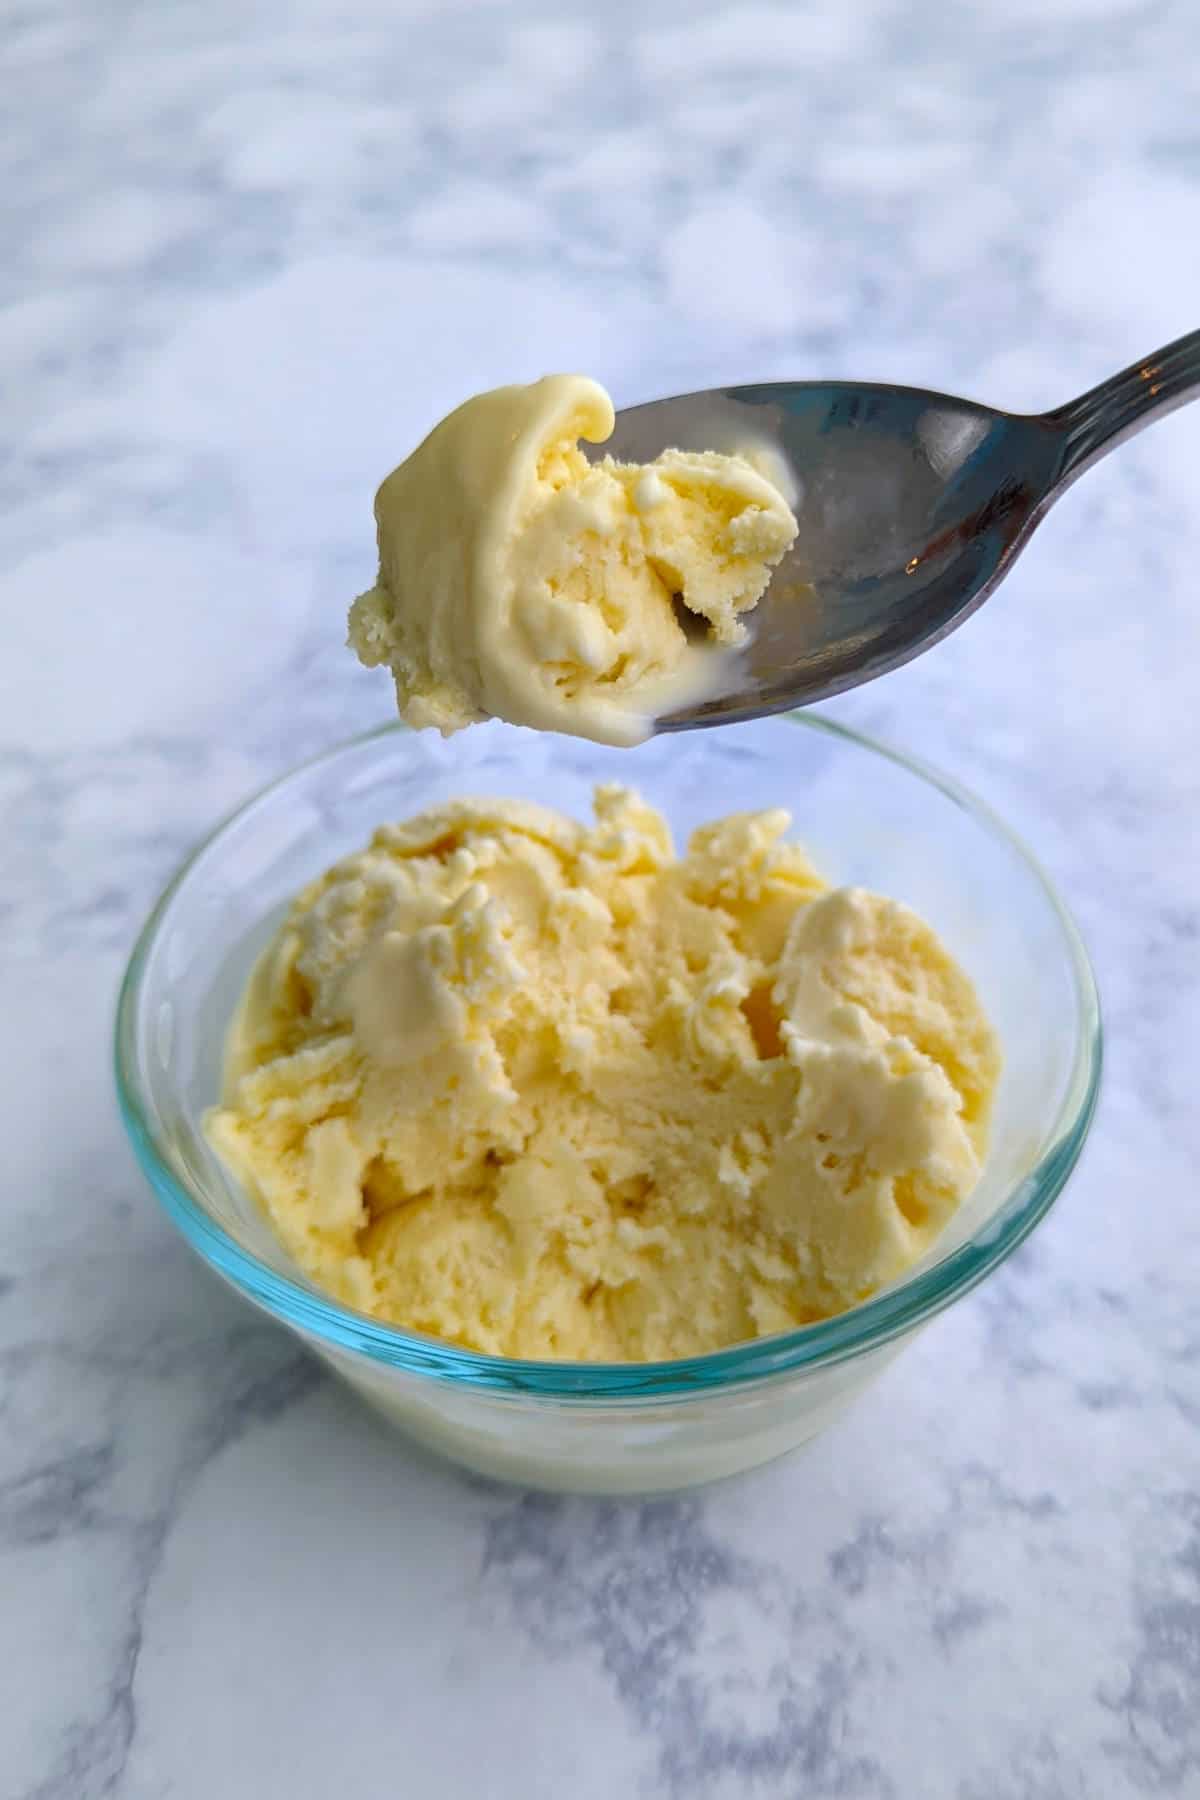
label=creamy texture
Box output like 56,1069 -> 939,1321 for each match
347,375 -> 798,745
206,790 -> 1000,1362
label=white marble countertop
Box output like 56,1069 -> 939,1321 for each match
5,1 -> 1199,1793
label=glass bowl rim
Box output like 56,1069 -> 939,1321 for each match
115,713 -> 1102,1401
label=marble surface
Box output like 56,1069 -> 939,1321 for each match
4,0 -> 1199,1793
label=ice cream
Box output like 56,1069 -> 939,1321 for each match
205,789 -> 1000,1362
347,375 -> 798,746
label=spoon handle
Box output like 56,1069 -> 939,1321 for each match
1046,328 -> 1200,488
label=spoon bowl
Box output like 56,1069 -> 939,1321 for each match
597,330 -> 1200,729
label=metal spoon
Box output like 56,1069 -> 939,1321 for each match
598,329 -> 1200,731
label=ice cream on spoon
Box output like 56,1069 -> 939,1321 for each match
348,373 -> 799,746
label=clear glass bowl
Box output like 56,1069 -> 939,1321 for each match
115,715 -> 1100,1495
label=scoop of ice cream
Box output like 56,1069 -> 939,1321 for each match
206,790 -> 1000,1362
347,376 -> 798,746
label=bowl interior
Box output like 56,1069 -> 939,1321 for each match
119,715 -> 1098,1379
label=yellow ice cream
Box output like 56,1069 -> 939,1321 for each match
205,789 -> 1000,1362
347,375 -> 798,746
